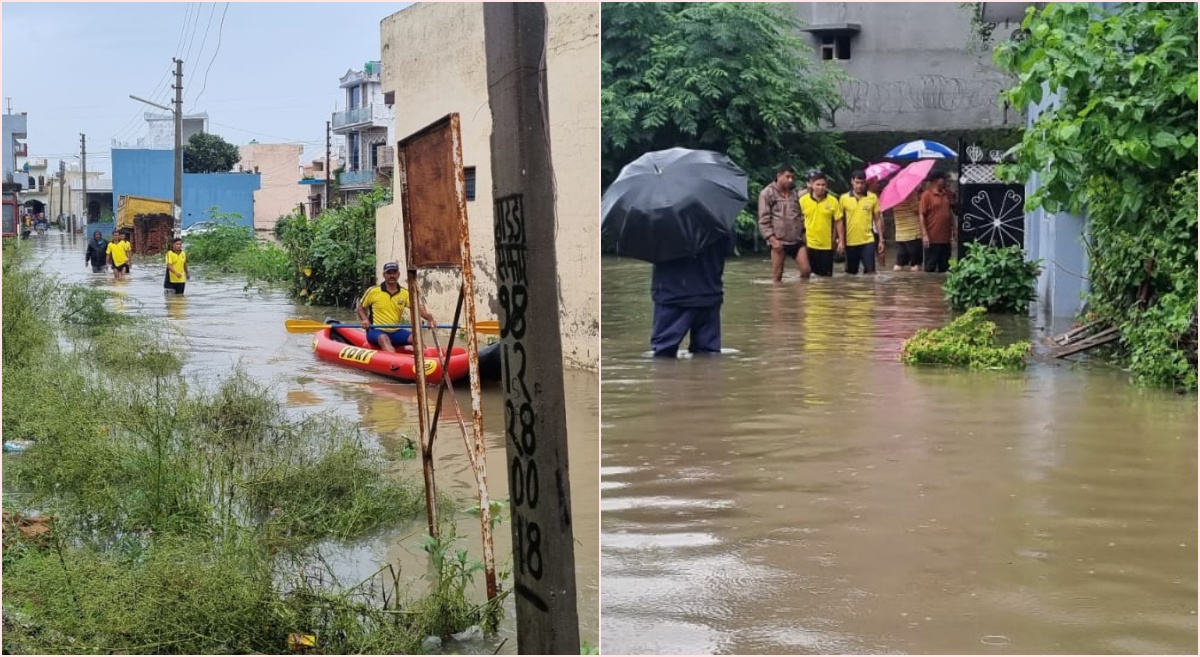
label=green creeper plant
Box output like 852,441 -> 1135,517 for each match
901,307 -> 1031,370
994,2 -> 1198,390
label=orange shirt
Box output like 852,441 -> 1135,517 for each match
919,189 -> 954,244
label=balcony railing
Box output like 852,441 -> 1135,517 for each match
340,169 -> 377,187
332,105 -> 382,130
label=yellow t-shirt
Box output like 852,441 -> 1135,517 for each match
893,196 -> 922,242
839,192 -> 879,247
359,284 -> 410,326
166,250 -> 187,283
106,240 -> 131,266
799,192 -> 843,251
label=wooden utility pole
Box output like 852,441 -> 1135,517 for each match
172,58 -> 183,237
324,120 -> 331,212
80,133 -> 87,225
483,4 -> 580,653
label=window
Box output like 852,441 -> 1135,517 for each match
820,35 -> 852,60
349,86 -> 362,110
349,133 -> 360,170
465,166 -> 476,201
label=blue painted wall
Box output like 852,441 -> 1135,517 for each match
1023,89 -> 1090,321
183,173 -> 259,227
112,149 -> 260,228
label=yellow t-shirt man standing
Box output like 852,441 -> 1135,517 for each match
164,238 -> 189,294
797,172 -> 844,277
839,172 -> 884,274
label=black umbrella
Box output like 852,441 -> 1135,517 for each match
601,148 -> 748,263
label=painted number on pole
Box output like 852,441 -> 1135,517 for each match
494,193 -> 548,612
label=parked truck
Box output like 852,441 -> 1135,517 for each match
116,195 -> 174,255
116,194 -> 172,231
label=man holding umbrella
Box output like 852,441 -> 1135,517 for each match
600,148 -> 748,358
757,165 -> 810,281
649,231 -> 735,358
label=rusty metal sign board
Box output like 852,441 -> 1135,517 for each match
397,114 -> 466,268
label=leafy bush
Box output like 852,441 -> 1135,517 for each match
901,306 -> 1031,370
184,208 -> 255,266
276,187 -> 386,307
943,244 -> 1041,313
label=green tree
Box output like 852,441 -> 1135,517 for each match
602,2 -> 850,189
183,132 -> 241,173
995,2 -> 1198,390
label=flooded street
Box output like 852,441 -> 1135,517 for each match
17,232 -> 599,651
600,257 -> 1197,654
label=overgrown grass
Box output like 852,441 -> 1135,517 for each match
2,244 -> 503,654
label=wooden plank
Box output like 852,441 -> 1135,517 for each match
1052,318 -> 1106,345
1051,326 -> 1121,359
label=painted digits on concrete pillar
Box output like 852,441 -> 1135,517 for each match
494,193 -> 548,609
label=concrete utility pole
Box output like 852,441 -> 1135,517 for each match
80,133 -> 87,226
58,160 -> 65,225
129,58 -> 183,236
324,120 -> 331,212
173,58 -> 183,237
483,3 -> 580,654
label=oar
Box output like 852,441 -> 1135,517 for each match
285,318 -> 500,335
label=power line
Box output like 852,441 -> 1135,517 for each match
208,120 -> 324,145
191,2 -> 230,111
174,3 -> 194,59
181,3 -> 204,64
186,3 -> 219,105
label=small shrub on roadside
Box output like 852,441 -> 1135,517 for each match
901,306 -> 1031,370
943,244 -> 1041,313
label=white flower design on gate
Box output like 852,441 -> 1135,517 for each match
962,188 -> 1024,247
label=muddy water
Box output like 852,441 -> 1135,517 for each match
600,257 -> 1197,655
21,232 -> 598,651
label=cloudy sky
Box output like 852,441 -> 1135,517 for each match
2,1 -> 413,175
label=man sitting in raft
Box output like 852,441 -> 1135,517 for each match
356,261 -> 437,352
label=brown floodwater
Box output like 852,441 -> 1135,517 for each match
600,256 -> 1197,655
20,232 -> 599,652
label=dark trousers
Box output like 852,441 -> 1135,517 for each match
651,303 -> 721,357
844,243 -> 876,274
808,248 -> 835,277
924,243 -> 952,273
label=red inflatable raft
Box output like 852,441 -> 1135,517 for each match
311,326 -> 471,384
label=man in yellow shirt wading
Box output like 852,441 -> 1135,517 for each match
355,261 -> 437,352
164,238 -> 189,295
105,231 -> 132,280
798,171 -> 844,277
839,170 -> 884,275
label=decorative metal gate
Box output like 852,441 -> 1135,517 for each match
957,142 -> 1025,257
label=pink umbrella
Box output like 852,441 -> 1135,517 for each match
878,159 -> 936,212
864,161 -> 900,182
